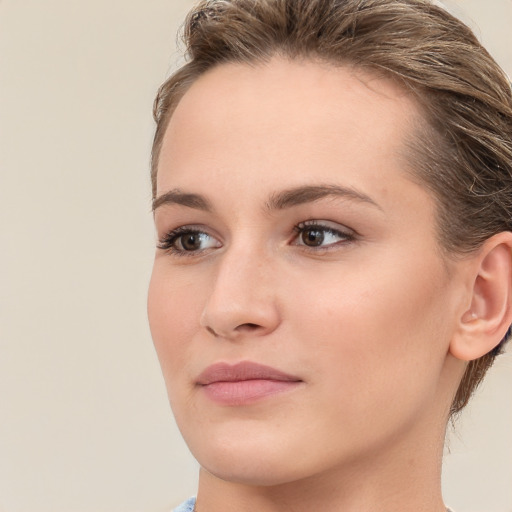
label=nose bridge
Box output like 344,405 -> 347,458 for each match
200,239 -> 280,338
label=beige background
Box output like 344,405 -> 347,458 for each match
0,1 -> 510,511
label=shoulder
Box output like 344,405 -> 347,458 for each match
172,497 -> 196,512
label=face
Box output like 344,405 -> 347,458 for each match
148,58 -> 465,487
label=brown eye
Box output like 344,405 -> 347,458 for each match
294,222 -> 355,249
301,228 -> 325,247
158,228 -> 221,254
180,233 -> 203,251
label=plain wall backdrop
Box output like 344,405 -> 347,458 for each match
0,1 -> 511,511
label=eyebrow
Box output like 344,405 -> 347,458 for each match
152,184 -> 381,213
152,189 -> 213,212
265,184 -> 382,212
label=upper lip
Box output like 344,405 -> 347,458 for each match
197,361 -> 302,385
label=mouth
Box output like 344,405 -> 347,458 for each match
196,361 -> 303,406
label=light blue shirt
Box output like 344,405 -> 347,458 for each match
173,497 -> 196,512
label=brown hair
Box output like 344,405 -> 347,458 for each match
151,0 -> 512,415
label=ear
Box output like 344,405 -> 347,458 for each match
450,232 -> 512,362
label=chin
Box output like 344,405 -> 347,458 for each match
200,453 -> 308,487
185,426 -> 315,487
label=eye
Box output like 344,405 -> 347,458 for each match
293,221 -> 355,248
158,227 -> 221,255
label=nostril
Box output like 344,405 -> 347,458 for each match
204,323 -> 262,338
237,323 -> 261,331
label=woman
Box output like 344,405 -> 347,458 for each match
147,1 -> 512,511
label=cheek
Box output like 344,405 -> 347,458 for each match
286,254 -> 453,413
147,263 -> 205,380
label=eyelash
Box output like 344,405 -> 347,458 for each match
292,221 -> 356,250
157,226 -> 218,256
157,221 -> 356,256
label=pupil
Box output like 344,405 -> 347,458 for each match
182,233 -> 200,250
303,228 -> 324,246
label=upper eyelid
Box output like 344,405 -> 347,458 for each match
296,220 -> 357,235
159,219 -> 353,235
159,220 -> 355,235
159,225 -> 216,240
158,224 -> 218,239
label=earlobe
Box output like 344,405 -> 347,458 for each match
450,232 -> 512,362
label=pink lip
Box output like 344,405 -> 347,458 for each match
197,361 -> 302,406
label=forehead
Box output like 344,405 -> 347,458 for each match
157,57 -> 424,202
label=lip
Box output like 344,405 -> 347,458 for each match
196,361 -> 303,406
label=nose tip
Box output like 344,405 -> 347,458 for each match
199,254 -> 281,340
200,300 -> 280,340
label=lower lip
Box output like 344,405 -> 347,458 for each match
200,379 -> 301,406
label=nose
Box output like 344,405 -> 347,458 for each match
200,245 -> 281,340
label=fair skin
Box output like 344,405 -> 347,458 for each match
148,58 -> 512,512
